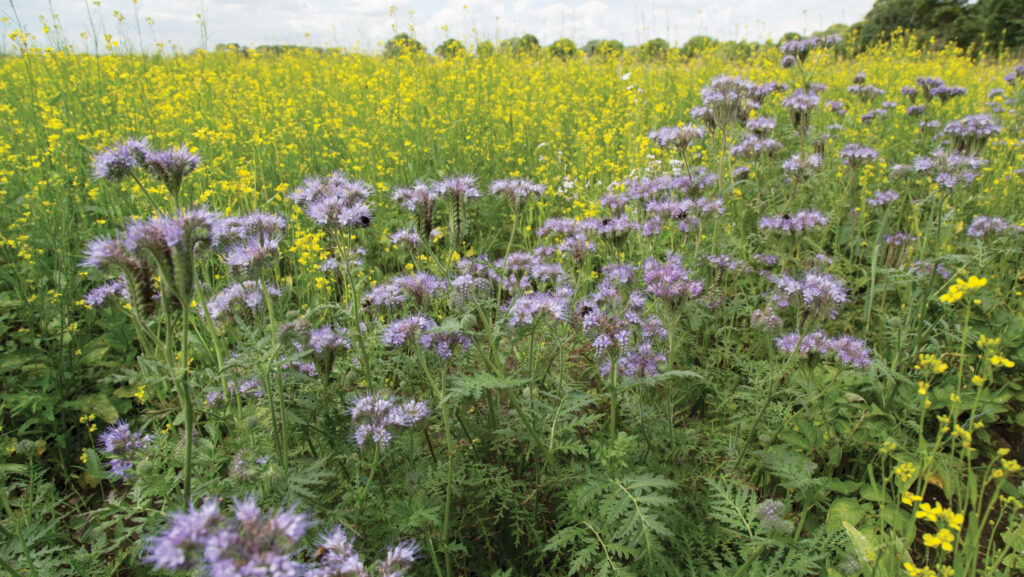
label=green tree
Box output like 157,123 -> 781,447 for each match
384,33 -> 425,58
583,39 -> 624,58
500,35 -> 541,56
548,38 -> 578,60
513,34 -> 541,56
640,38 -> 672,61
852,0 -> 981,49
679,35 -> 717,58
435,38 -> 466,59
977,0 -> 1024,48
474,40 -> 496,57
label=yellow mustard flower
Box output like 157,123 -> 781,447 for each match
922,529 -> 955,552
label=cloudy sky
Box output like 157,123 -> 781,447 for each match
5,0 -> 876,52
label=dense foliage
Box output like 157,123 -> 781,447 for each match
1,24 -> 1023,577
852,0 -> 1024,50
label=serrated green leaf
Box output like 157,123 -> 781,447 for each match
826,498 -> 865,532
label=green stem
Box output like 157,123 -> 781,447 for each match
415,347 -> 454,577
608,356 -> 619,441
180,301 -> 193,506
357,444 -> 380,505
864,207 -> 889,332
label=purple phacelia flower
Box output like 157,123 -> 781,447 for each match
308,528 -> 419,577
393,273 -> 446,306
699,76 -> 756,127
782,89 -> 819,133
145,497 -> 308,576
942,114 -> 1000,152
860,108 -> 888,124
750,81 -> 788,103
847,83 -> 885,102
144,145 -> 201,191
840,144 -> 878,169
558,233 -> 595,262
98,419 -> 152,474
780,34 -> 840,61
782,153 -> 822,182
392,182 -> 438,212
206,378 -> 264,405
909,260 -> 952,280
913,150 -> 986,190
758,209 -> 829,234
381,315 -> 436,348
84,277 -> 129,308
641,254 -> 703,306
967,215 -> 1020,238
224,235 -> 281,274
389,229 -> 421,250
705,254 -> 749,272
308,325 -> 351,355
292,172 -> 374,230
866,189 -> 899,207
216,213 -> 286,246
507,290 -> 570,326
434,175 -> 479,201
92,137 -> 152,181
648,124 -> 706,150
98,420 -> 151,457
770,271 -> 848,316
206,281 -> 280,323
750,306 -> 783,331
730,135 -> 782,159
931,84 -> 966,103
826,100 -> 846,115
617,342 -> 666,377
350,392 -> 429,448
884,231 -> 915,246
775,330 -> 871,368
536,217 -> 582,238
745,116 -> 776,135
420,328 -> 471,359
490,178 -> 545,209
81,236 -> 131,271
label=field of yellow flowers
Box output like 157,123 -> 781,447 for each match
1,33 -> 1023,577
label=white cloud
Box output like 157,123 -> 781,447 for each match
5,0 -> 875,52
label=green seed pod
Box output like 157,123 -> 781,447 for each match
123,260 -> 156,317
170,244 -> 195,307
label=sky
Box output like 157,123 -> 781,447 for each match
4,0 -> 877,52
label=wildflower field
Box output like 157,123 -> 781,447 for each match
1,32 -> 1024,577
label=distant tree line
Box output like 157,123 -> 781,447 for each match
851,0 -> 1024,51
373,32 -> 765,61
213,0 -> 1023,60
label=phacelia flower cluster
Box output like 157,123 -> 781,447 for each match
145,497 -> 309,576
82,207 -> 221,313
206,281 -> 281,323
206,378 -> 264,405
307,527 -> 418,577
967,215 -> 1020,238
775,330 -> 872,368
769,271 -> 848,317
758,209 -> 829,234
350,392 -> 429,449
92,137 -> 201,194
218,212 -> 286,275
291,171 -> 374,230
98,419 -> 153,478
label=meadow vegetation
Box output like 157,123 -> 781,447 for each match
1,23 -> 1023,577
